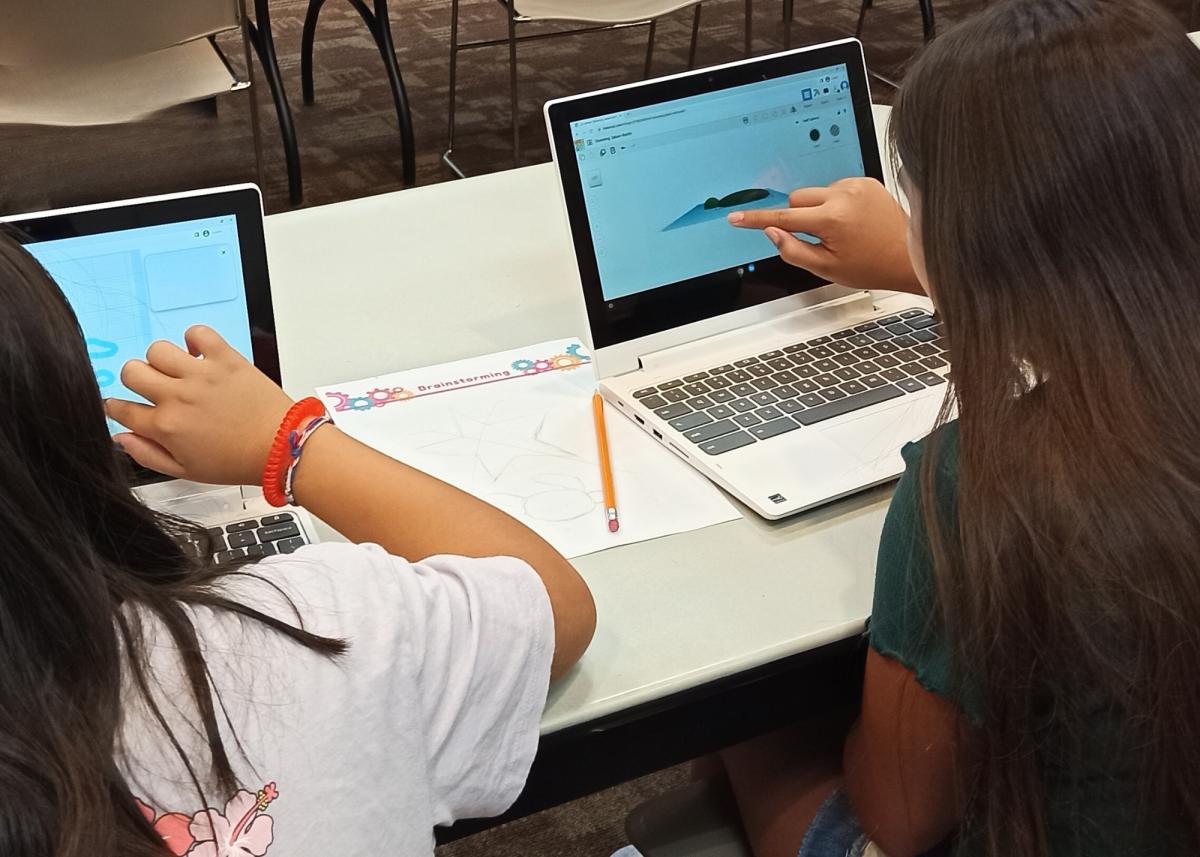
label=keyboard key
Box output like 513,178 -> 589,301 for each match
795,364 -> 819,379
207,533 -> 227,552
688,396 -> 716,411
244,544 -> 267,559
734,357 -> 759,367
706,375 -> 733,389
730,399 -> 756,414
829,341 -> 853,354
773,370 -> 799,384
922,355 -> 948,370
860,373 -> 887,389
683,382 -> 710,396
774,384 -> 799,399
709,389 -> 735,403
779,399 -> 806,414
746,364 -> 772,378
750,392 -> 778,406
758,349 -> 784,360
655,403 -> 692,419
820,387 -> 849,401
832,330 -> 856,340
833,366 -> 860,381
734,413 -> 763,427
766,358 -> 794,371
857,360 -> 881,374
258,541 -> 277,557
915,372 -> 946,386
670,412 -> 713,431
794,379 -> 819,394
880,368 -> 907,382
893,335 -> 918,349
793,384 -> 904,425
215,548 -> 248,564
840,380 -> 867,395
798,393 -> 825,408
851,346 -> 878,360
783,343 -> 807,353
896,377 -> 927,393
911,329 -> 938,343
847,334 -> 874,348
641,394 -> 667,409
684,371 -> 710,382
226,519 -> 257,533
755,405 -> 784,421
633,387 -> 658,398
809,336 -> 832,346
731,383 -> 756,397
685,420 -> 738,442
902,362 -> 926,376
789,351 -> 815,364
709,363 -> 735,375
659,379 -> 684,390
228,531 -> 258,549
913,344 -> 938,357
867,328 -> 892,341
813,373 -> 838,387
877,315 -> 903,326
726,369 -> 752,383
277,537 -> 306,555
854,321 -> 881,331
663,388 -> 688,403
813,359 -> 838,372
874,341 -> 899,354
900,309 -> 927,319
751,418 -> 802,440
893,349 -> 918,363
750,377 -> 779,391
884,323 -> 911,337
808,345 -> 833,359
258,522 -> 301,542
699,431 -> 756,456
260,513 -> 295,527
907,315 -> 937,329
707,404 -> 735,419
875,354 -> 900,368
833,353 -> 858,367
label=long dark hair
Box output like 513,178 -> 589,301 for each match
0,232 -> 344,856
892,1 -> 1200,854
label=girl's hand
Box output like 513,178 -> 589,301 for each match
728,177 -> 924,295
106,325 -> 295,486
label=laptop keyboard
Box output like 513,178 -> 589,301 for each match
632,309 -> 947,456
175,511 -> 309,564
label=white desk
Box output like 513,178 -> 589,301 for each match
265,105 -> 897,735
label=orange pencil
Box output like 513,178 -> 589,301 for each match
592,392 -> 620,533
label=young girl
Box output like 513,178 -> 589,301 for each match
0,232 -> 595,856
723,1 -> 1200,855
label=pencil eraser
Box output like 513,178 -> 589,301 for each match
609,520 -> 620,533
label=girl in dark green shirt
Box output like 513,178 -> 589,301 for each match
720,1 -> 1200,855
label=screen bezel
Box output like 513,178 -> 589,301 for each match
547,40 -> 882,350
2,186 -> 277,485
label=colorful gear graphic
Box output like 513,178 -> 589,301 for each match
565,343 -> 585,358
512,358 -> 535,371
533,359 -> 553,372
348,396 -> 374,411
368,387 -> 394,403
550,353 -> 584,370
394,388 -> 415,401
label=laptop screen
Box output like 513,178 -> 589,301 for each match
23,215 -> 254,427
547,41 -> 882,350
570,62 -> 863,303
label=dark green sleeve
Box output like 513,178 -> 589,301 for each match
868,422 -> 981,721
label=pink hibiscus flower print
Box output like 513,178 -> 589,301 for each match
188,783 -> 279,857
136,799 -> 195,856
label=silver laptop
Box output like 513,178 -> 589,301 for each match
545,39 -> 945,519
2,185 -> 321,557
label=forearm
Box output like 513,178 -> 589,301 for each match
293,425 -> 596,678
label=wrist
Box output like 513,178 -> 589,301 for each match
261,397 -> 328,506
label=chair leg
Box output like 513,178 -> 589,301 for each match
643,18 -> 657,79
443,0 -> 464,177
352,0 -> 417,186
744,0 -> 753,57
917,0 -> 936,41
248,0 -> 303,206
687,4 -> 701,69
508,0 -> 520,168
301,0 -> 328,105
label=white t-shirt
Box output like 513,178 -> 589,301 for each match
119,542 -> 555,857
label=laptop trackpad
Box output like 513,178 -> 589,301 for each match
823,394 -> 942,469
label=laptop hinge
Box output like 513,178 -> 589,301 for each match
636,288 -> 874,375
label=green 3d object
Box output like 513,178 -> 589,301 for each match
703,188 -> 771,210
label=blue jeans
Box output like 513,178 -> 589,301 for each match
798,790 -> 952,857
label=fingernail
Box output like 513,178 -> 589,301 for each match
727,212 -> 743,224
765,228 -> 783,246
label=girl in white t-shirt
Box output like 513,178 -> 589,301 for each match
0,231 -> 595,857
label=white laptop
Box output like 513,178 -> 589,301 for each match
2,185 -> 322,557
545,39 -> 945,519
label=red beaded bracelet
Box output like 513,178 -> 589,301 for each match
262,397 -> 327,507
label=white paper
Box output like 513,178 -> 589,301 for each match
316,338 -> 740,558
